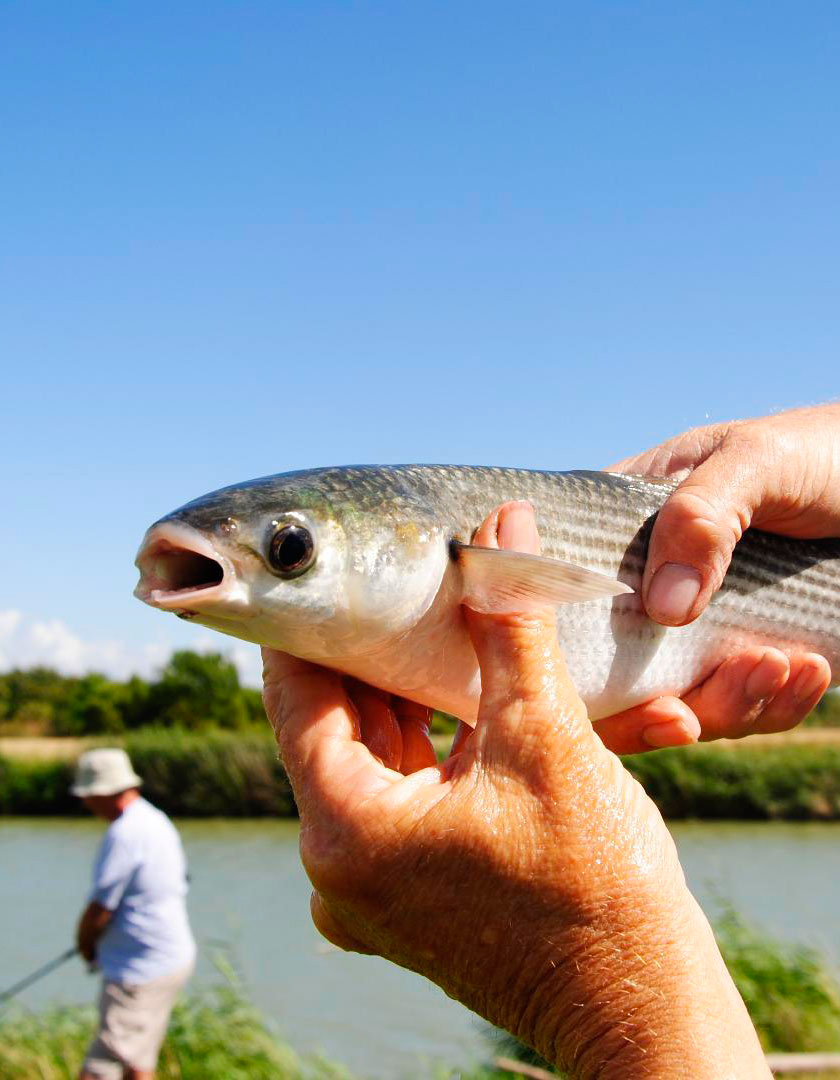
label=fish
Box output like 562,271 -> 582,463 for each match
134,466 -> 840,722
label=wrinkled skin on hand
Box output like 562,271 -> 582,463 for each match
597,405 -> 839,753
263,503 -> 769,1078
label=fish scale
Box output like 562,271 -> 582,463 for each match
136,466 -> 840,722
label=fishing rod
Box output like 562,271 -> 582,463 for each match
0,947 -> 78,1005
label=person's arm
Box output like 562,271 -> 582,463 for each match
263,501 -> 770,1078
594,404 -> 839,753
81,827 -> 136,964
75,901 -> 113,964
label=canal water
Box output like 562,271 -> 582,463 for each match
2,818 -> 839,1077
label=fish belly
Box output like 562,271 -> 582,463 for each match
323,568 -> 839,724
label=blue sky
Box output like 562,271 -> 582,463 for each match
2,2 -> 838,685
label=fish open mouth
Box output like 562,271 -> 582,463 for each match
134,522 -> 231,612
145,545 -> 223,592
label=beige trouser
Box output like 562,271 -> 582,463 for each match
82,964 -> 192,1078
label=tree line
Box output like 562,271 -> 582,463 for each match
1,650 -> 838,737
0,651 -> 266,735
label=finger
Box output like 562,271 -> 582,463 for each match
449,719 -> 474,757
349,682 -> 403,771
682,648 -> 790,741
597,650 -> 832,751
608,424 -> 729,477
471,499 -> 542,554
393,699 -> 437,773
642,438 -> 769,625
751,652 -> 831,734
465,502 -> 591,759
261,648 -> 388,805
593,697 -> 701,755
310,891 -> 374,954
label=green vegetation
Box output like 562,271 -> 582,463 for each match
0,970 -> 349,1079
0,652 -> 265,736
623,742 -> 840,819
808,691 -> 840,727
0,729 -> 294,817
3,729 -> 840,819
717,907 -> 840,1052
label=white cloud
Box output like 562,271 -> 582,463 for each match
0,610 -> 261,686
0,611 -> 22,637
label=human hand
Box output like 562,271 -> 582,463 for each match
596,406 -> 839,753
263,502 -> 768,1078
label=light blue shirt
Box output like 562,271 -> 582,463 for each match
89,797 -> 196,983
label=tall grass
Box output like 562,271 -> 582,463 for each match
0,965 -> 349,1080
717,907 -> 840,1052
623,743 -> 840,820
125,729 -> 295,817
0,729 -> 295,817
0,753 -> 77,814
4,730 -> 840,819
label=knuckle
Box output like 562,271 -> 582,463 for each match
675,489 -> 738,538
299,810 -> 380,902
299,821 -> 357,896
656,489 -> 742,584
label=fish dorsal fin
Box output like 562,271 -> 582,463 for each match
453,542 -> 634,614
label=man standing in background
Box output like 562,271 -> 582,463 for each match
72,748 -> 196,1080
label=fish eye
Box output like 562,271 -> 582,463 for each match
268,523 -> 316,578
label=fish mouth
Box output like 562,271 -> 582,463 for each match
134,522 -> 241,616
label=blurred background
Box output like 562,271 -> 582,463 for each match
2,3 -> 839,1077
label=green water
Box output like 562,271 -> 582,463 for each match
2,817 -> 839,1078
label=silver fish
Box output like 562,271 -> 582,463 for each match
134,467 -> 840,721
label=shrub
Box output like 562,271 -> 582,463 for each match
122,729 -> 295,817
623,743 -> 840,820
0,730 -> 294,817
717,907 -> 840,1051
0,755 -> 76,815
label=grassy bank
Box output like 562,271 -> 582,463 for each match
3,729 -> 840,819
0,977 -> 348,1080
0,730 -> 295,817
0,962 -> 520,1079
2,913 -> 839,1078
624,742 -> 840,820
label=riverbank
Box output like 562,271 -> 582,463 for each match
0,973 -> 500,1080
3,729 -> 840,819
3,910 -> 840,1079
0,730 -> 295,816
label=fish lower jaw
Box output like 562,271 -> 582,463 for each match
136,583 -> 252,618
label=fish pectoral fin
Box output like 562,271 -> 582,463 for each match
454,542 -> 634,614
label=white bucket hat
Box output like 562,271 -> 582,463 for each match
71,748 -> 143,797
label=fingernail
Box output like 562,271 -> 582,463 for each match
498,502 -> 539,554
646,564 -> 702,624
745,653 -> 786,701
792,663 -> 827,701
642,718 -> 700,749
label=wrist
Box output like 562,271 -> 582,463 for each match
514,884 -> 770,1079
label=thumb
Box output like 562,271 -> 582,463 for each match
465,502 -> 590,752
644,444 -> 761,625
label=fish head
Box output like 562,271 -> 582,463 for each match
134,467 -> 451,661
